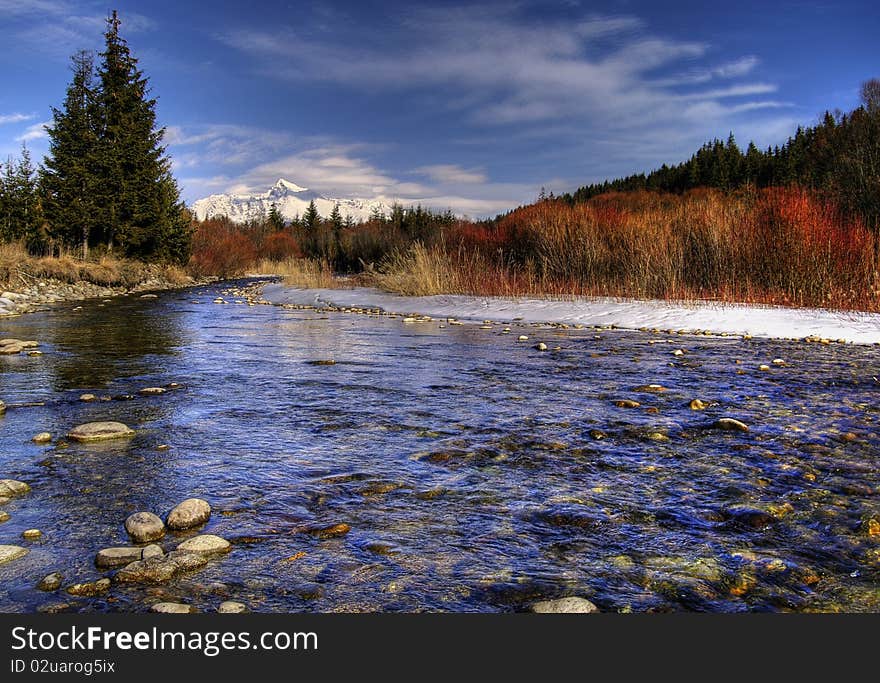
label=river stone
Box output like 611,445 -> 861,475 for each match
66,578 -> 111,596
166,498 -> 211,530
0,479 -> 30,497
714,418 -> 750,433
142,544 -> 164,560
139,387 -> 166,395
0,400 -> 5,415
79,394 -> 98,402
22,529 -> 42,540
151,602 -> 197,614
614,399 -> 641,408
68,421 -> 135,442
37,572 -> 63,591
95,547 -> 145,569
0,511 -> 9,523
0,343 -> 24,355
115,550 -> 209,584
218,601 -> 247,613
32,432 -> 52,444
0,545 -> 28,565
530,597 -> 599,613
125,512 -> 166,543
177,534 -> 231,555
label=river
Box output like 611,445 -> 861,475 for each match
1,279 -> 878,612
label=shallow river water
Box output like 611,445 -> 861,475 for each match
1,280 -> 879,612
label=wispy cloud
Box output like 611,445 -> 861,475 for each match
217,6 -> 781,133
7,1 -> 156,58
15,120 -> 49,142
416,164 -> 487,184
0,113 -> 34,125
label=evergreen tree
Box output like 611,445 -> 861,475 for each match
42,50 -> 100,257
93,10 -> 190,262
267,202 -> 285,230
0,147 -> 43,249
303,199 -> 320,230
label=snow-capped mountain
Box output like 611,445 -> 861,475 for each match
191,179 -> 390,223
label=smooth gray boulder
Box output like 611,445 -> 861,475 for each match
151,602 -> 197,613
530,597 -> 600,613
166,498 -> 211,530
0,479 -> 30,497
0,545 -> 29,565
95,547 -> 145,569
68,421 -> 135,442
125,512 -> 166,543
177,534 -> 231,555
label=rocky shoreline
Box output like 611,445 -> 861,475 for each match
0,274 -> 214,318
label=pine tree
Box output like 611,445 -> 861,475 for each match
93,10 -> 190,263
267,202 -> 285,230
303,200 -> 320,230
42,50 -> 100,257
0,147 -> 43,249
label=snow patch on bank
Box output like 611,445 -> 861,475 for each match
262,283 -> 880,345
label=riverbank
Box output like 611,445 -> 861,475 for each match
259,280 -> 880,345
0,246 -> 210,318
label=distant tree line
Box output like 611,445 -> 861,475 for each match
561,79 -> 880,235
0,11 -> 191,264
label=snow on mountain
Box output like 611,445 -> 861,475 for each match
191,179 -> 390,223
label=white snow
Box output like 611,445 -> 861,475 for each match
262,283 -> 880,344
191,178 -> 389,223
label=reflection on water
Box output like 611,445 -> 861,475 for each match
1,280 -> 879,613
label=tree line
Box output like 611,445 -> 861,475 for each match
561,79 -> 880,236
0,11 -> 190,264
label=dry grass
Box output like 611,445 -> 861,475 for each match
0,241 -> 192,291
258,257 -> 339,289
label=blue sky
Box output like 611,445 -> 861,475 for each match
0,0 -> 877,216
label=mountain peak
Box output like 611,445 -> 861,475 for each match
192,179 -> 388,223
272,178 -> 309,193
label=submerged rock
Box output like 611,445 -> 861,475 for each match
31,432 -> 52,444
66,578 -> 110,597
125,512 -> 166,543
139,387 -> 167,395
115,550 -> 209,584
0,400 -> 5,415
68,421 -> 135,442
166,498 -> 211,530
530,597 -> 599,613
0,545 -> 28,565
0,480 -> 30,497
177,534 -> 231,555
22,529 -> 42,540
614,399 -> 641,409
307,523 -> 351,539
689,399 -> 708,411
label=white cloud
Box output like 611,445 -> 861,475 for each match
0,113 -> 34,125
416,165 -> 487,184
15,121 -> 49,142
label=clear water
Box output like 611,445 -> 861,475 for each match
1,280 -> 878,612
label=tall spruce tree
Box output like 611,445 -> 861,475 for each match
1,147 -> 43,249
42,50 -> 100,257
94,10 -> 190,262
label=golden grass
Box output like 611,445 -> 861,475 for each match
0,241 -> 192,291
253,257 -> 340,289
